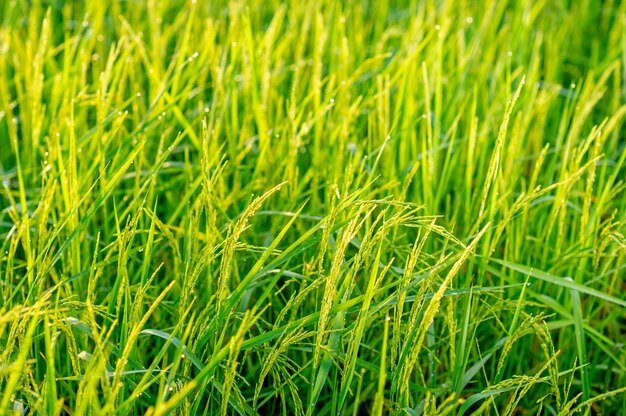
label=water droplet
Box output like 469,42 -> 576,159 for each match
434,24 -> 441,31
570,83 -> 576,89
136,92 -> 141,97
507,51 -> 513,57
329,98 -> 335,104
466,17 -> 474,24
81,21 -> 89,28
204,107 -> 210,113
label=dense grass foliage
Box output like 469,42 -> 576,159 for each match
1,0 -> 626,414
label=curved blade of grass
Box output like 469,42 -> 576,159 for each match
490,258 -> 626,307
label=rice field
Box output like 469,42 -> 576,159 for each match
1,0 -> 625,414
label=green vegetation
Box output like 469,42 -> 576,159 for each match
1,0 -> 626,414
